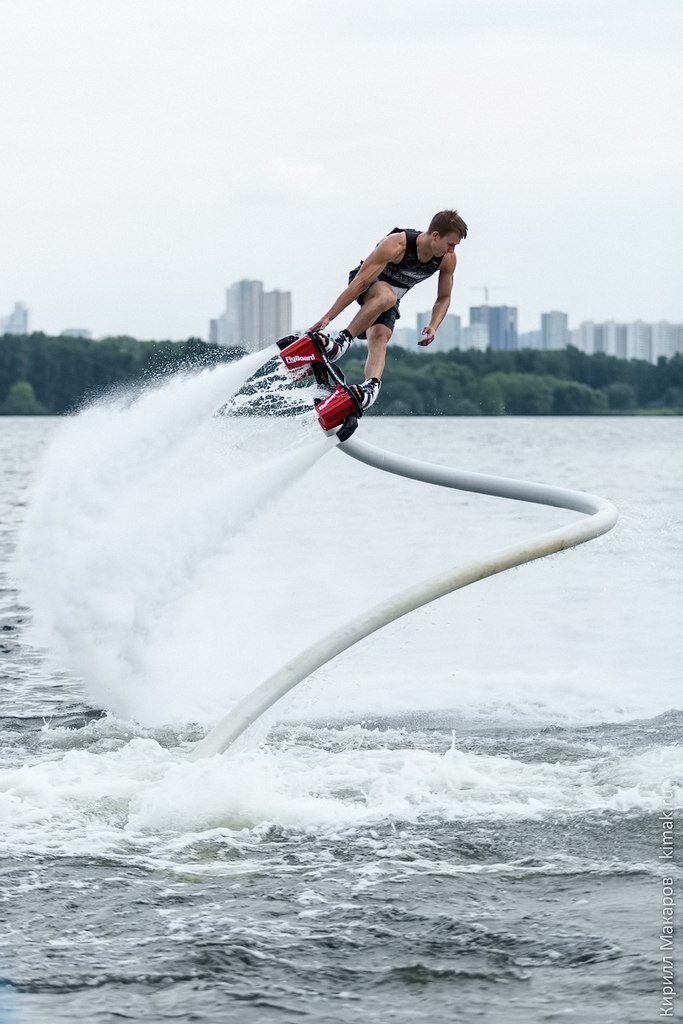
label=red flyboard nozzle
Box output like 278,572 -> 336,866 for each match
277,333 -> 324,380
316,385 -> 360,432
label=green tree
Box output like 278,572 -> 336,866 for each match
476,376 -> 505,415
662,386 -> 683,410
380,378 -> 426,415
605,381 -> 637,410
450,397 -> 481,416
0,380 -> 48,415
486,372 -> 555,415
552,381 -> 607,415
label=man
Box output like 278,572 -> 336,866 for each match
310,209 -> 467,410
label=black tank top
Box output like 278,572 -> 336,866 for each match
378,228 -> 443,291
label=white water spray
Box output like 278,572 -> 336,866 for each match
16,351 -> 332,724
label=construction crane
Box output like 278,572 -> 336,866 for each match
472,285 -> 505,305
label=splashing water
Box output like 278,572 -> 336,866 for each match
15,350 -> 333,724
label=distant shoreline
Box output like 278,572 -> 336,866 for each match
1,334 -> 681,417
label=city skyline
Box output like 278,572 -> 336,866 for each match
4,288 -> 682,365
3,284 -> 682,344
397,308 -> 683,363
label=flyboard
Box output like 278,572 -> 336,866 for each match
188,335 -> 618,760
276,331 -> 363,440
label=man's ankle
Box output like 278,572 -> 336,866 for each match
323,329 -> 353,362
352,376 -> 382,410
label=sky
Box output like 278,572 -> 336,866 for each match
0,0 -> 681,339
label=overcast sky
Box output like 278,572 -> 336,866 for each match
1,0 -> 681,339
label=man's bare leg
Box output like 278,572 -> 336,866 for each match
317,281 -> 396,369
312,280 -> 395,409
365,324 -> 393,379
346,284 -> 395,410
345,281 -> 397,340
343,323 -> 390,411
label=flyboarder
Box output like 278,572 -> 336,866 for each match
309,209 -> 468,410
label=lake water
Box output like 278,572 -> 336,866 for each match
0,361 -> 681,1023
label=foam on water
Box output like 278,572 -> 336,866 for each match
15,352 -> 332,724
1,727 -> 680,860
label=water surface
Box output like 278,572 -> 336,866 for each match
1,392 -> 680,1023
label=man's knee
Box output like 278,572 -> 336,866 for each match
366,282 -> 396,312
377,285 -> 397,312
367,325 -> 392,348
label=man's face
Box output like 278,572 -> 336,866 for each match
432,231 -> 462,256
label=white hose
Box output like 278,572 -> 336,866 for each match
189,434 -> 617,760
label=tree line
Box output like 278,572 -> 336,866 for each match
1,332 -> 682,416
343,345 -> 683,416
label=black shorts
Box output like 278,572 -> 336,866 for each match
348,264 -> 401,339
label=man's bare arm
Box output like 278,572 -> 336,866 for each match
419,254 -> 456,346
310,234 -> 406,331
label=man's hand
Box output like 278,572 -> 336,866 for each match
419,326 -> 436,346
310,315 -> 331,332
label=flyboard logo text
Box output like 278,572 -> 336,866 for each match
284,353 -> 317,364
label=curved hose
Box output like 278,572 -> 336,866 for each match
189,435 -> 617,759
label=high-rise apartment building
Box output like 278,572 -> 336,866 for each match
1,302 -> 29,336
231,279 -> 262,349
416,312 -> 461,351
437,313 -> 461,351
651,322 -> 683,361
416,311 -> 429,343
461,322 -> 489,351
541,311 -> 569,351
209,279 -> 291,351
392,327 -> 418,350
469,305 -> 517,350
262,290 -> 292,347
597,321 -> 626,358
573,321 -> 596,354
624,322 -> 652,362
